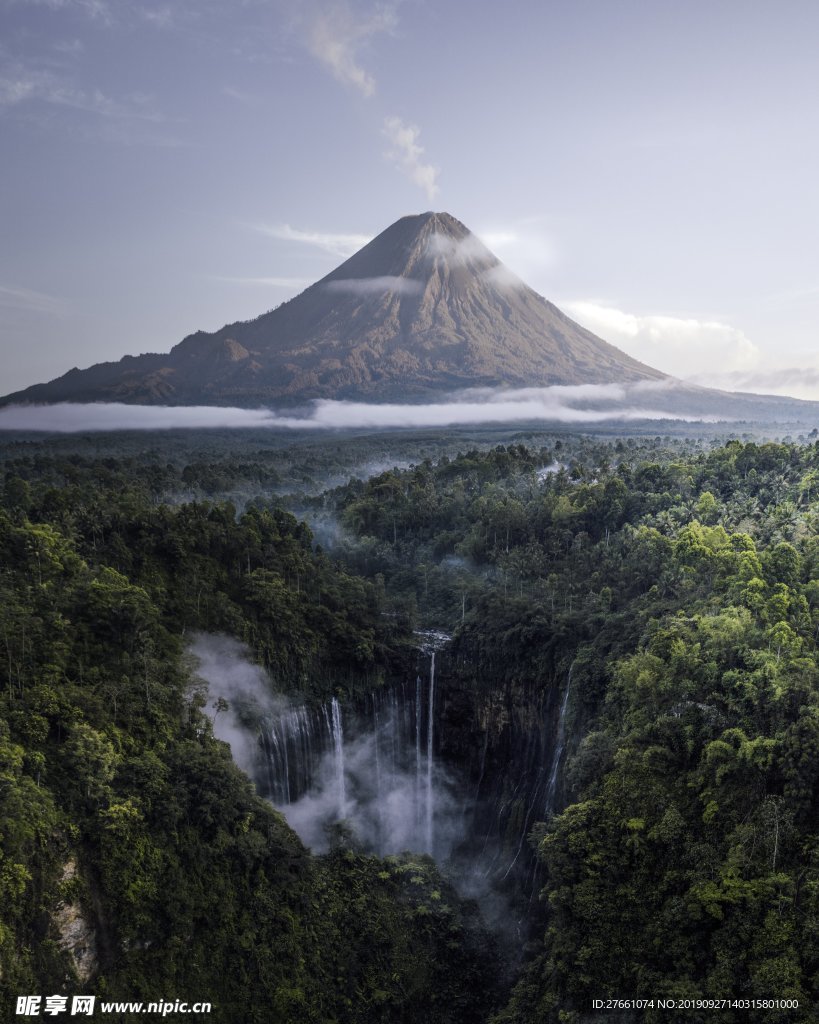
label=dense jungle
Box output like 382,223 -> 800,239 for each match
1,425 -> 818,1023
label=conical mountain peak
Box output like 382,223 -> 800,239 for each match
0,211 -> 665,408
320,210 -> 494,287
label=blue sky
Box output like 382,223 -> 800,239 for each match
2,0 -> 819,399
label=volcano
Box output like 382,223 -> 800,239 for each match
1,212 -> 666,407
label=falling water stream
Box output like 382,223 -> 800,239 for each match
426,651 -> 435,854
330,696 -> 346,816
255,632 -> 449,858
544,664 -> 573,816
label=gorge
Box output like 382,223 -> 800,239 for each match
193,628 -> 576,938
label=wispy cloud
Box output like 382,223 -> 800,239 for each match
10,0 -> 183,30
52,38 -> 85,56
0,283 -> 66,315
222,85 -> 261,105
427,232 -> 492,264
475,222 -> 558,284
0,385 -> 727,434
481,264 -> 525,290
255,223 -> 372,258
140,6 -> 174,30
0,60 -> 166,124
565,301 -> 760,380
306,1 -> 395,97
324,275 -> 422,296
213,275 -> 311,289
12,0 -> 116,25
382,116 -> 439,200
425,232 -> 528,293
299,5 -> 441,201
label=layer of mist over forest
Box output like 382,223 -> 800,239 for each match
3,375 -> 819,436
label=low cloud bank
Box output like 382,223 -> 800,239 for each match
0,403 -> 280,432
0,382 -> 727,433
687,365 -> 819,403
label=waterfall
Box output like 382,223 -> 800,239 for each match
415,674 -> 422,828
260,705 -> 320,804
544,665 -> 572,815
252,632 -> 455,860
255,669 -> 448,858
413,630 -> 450,857
426,651 -> 435,854
373,705 -> 382,846
331,697 -> 346,816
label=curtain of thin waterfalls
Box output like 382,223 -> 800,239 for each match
254,633 -> 573,925
195,631 -> 576,933
257,650 -> 446,858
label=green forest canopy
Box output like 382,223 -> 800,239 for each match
1,429 -> 818,1023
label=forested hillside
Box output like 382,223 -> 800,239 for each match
0,469 -> 498,1022
1,431 -> 818,1022
320,437 -> 819,1022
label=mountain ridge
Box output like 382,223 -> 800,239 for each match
0,212 -> 666,408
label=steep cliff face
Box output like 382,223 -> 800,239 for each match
53,859 -> 98,984
431,646 -> 574,907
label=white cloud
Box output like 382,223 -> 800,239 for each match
564,301 -> 760,379
256,223 -> 372,259
382,116 -> 439,201
307,2 -> 395,97
325,275 -> 423,296
301,8 -> 441,202
560,301 -> 819,401
425,234 -> 527,292
426,232 -> 490,264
